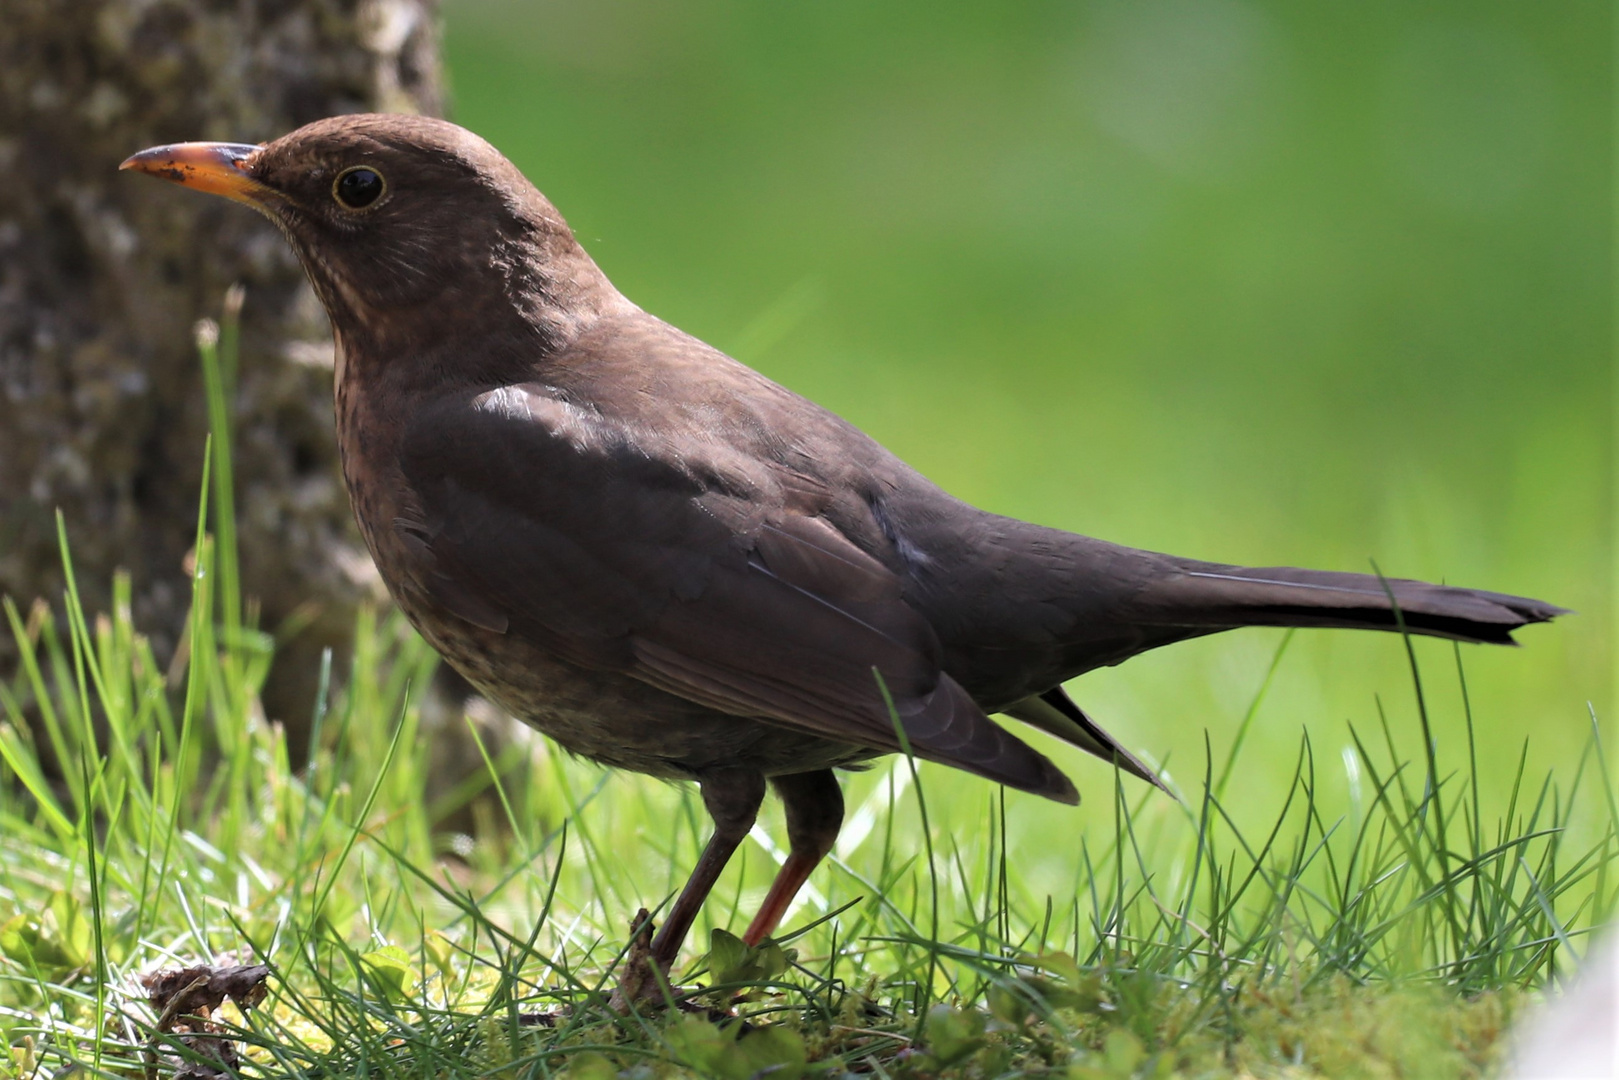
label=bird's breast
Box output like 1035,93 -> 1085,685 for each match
328,354 -> 414,587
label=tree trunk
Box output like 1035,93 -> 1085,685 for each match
0,0 -> 441,727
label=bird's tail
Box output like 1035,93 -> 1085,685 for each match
1000,553 -> 1565,796
1129,559 -> 1566,646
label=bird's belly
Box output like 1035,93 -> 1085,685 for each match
399,589 -> 873,779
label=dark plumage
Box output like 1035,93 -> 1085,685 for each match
123,115 -> 1564,999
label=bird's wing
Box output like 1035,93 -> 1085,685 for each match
396,383 -> 1076,802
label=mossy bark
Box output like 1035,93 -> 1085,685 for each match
0,0 -> 441,726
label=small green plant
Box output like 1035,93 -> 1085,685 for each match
0,298 -> 1612,1077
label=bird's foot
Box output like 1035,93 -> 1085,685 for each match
608,909 -> 675,1013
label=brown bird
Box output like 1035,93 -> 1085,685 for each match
123,115 -> 1562,999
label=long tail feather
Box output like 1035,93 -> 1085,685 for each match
1133,561 -> 1567,645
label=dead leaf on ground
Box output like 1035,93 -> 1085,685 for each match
138,963 -> 271,1080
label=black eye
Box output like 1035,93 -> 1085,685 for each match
333,167 -> 385,210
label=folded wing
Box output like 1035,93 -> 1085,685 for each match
396,383 -> 1078,802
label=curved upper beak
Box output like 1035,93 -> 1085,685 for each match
120,142 -> 270,207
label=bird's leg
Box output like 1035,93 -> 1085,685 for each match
650,768 -> 766,967
614,767 -> 765,1008
743,769 -> 844,946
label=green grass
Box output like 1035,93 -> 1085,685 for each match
0,306 -> 1614,1078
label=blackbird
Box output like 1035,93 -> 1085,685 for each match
123,115 -> 1563,996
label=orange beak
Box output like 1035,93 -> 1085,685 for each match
120,142 -> 270,207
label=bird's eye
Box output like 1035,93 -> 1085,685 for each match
333,167 -> 385,210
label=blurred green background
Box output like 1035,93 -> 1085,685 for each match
440,0 -> 1609,874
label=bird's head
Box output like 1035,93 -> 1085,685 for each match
123,114 -> 618,356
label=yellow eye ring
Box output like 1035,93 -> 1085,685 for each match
333,166 -> 386,210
